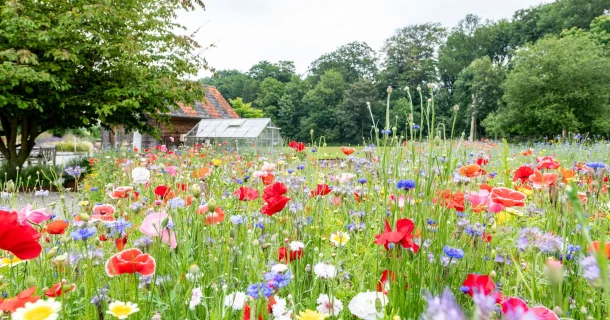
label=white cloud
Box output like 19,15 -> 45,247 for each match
178,0 -> 552,78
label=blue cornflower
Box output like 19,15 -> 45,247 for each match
264,270 -> 292,289
110,218 -> 132,236
396,179 -> 416,190
297,165 -> 305,170
230,215 -> 244,225
65,166 -> 83,178
586,162 -> 606,170
255,222 -> 264,229
287,169 -> 294,174
380,129 -> 392,135
311,148 -> 317,153
167,197 -> 185,209
358,178 -> 368,184
246,283 -> 274,299
90,187 -> 99,192
443,246 -> 465,259
71,227 -> 97,241
412,125 -> 420,130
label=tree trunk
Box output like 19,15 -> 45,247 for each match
469,94 -> 477,142
0,112 -> 40,181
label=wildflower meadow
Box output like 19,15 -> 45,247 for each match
1,97 -> 610,320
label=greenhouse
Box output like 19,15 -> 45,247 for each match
184,118 -> 283,153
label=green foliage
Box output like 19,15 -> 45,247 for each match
0,0 -> 208,179
336,79 -> 381,144
229,97 -> 263,118
489,34 -> 610,137
200,70 -> 259,102
248,60 -> 296,83
308,41 -> 378,83
254,77 -> 285,119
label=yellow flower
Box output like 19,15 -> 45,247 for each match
212,159 -> 222,166
12,298 -> 62,320
78,201 -> 89,207
106,301 -> 139,319
516,187 -> 533,197
0,256 -> 23,267
329,231 -> 350,247
496,211 -> 511,224
296,309 -> 328,320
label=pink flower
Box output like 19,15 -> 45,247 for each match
466,190 -> 489,206
165,166 -> 178,177
169,137 -> 175,142
261,162 -> 276,172
17,204 -> 52,225
487,201 -> 505,213
140,212 -> 177,249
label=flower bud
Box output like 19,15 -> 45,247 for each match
404,86 -> 409,91
427,83 -> 433,89
60,236 -> 72,244
188,264 -> 200,275
387,86 -> 393,94
191,184 -> 202,198
46,246 -> 58,259
5,180 -> 15,193
544,258 -> 564,285
416,86 -> 421,92
25,276 -> 37,287
453,105 -> 460,111
408,114 -> 413,121
161,217 -> 169,229
207,199 -> 217,212
61,283 -> 73,292
79,213 -> 90,222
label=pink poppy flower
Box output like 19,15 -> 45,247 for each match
17,204 -> 52,224
140,211 -> 177,249
109,186 -> 133,199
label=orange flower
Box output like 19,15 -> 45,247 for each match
192,167 -> 211,179
341,147 -> 356,155
588,241 -> 610,259
458,164 -> 481,178
521,149 -> 533,156
528,170 -> 558,189
490,187 -> 526,207
559,167 -> 576,184
0,287 -> 39,312
45,220 -> 69,235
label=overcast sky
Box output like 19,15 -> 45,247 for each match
178,0 -> 551,79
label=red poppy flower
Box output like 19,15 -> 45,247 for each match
0,210 -> 42,260
115,235 -> 128,251
458,164 -> 481,178
536,156 -> 560,170
261,174 -> 275,185
490,187 -> 526,207
278,246 -> 303,262
521,149 -> 533,156
476,157 -> 489,166
198,204 -> 226,225
529,170 -> 558,189
311,184 -> 332,197
263,182 -> 288,201
433,190 -> 465,212
234,187 -> 259,201
243,303 -> 264,320
288,141 -> 305,152
513,166 -> 535,184
44,280 -> 76,297
105,248 -> 156,277
588,241 -> 610,259
261,195 -> 291,216
93,204 -> 115,216
154,185 -> 171,198
374,218 -> 419,253
462,274 -> 502,303
341,147 -> 355,155
0,287 -> 39,312
45,220 -> 69,235
377,270 -> 396,293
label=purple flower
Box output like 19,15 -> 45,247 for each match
246,283 -> 274,299
421,288 -> 466,320
396,179 -> 416,190
443,246 -> 465,259
70,227 -> 97,241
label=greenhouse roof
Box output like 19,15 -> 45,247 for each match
187,118 -> 278,138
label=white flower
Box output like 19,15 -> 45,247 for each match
106,300 -> 140,319
271,263 -> 288,273
330,231 -> 350,247
348,291 -> 388,320
253,170 -> 266,178
313,262 -> 337,279
224,291 -> 247,311
289,241 -> 304,251
12,298 -> 62,320
189,287 -> 203,310
261,162 -> 276,172
316,294 -> 343,316
272,296 -> 292,320
131,167 -> 150,184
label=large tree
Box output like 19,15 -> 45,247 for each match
254,77 -> 285,120
0,0 -> 207,179
484,34 -> 610,137
308,41 -> 378,84
200,70 -> 259,103
248,60 -> 296,83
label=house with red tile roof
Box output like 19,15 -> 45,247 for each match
101,85 -> 240,148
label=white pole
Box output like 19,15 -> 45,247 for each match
74,137 -> 77,153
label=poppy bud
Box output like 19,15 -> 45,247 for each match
188,264 -> 200,275
207,199 -> 217,212
408,114 -> 413,121
366,102 -> 371,108
79,213 -> 90,222
387,86 -> 393,93
161,217 -> 169,229
490,270 -> 497,278
62,283 -> 73,292
544,258 -> 564,285
60,236 -> 71,244
53,253 -> 68,266
416,86 -> 421,92
427,83 -> 433,89
375,297 -> 383,312
453,105 -> 459,111
25,276 -> 37,287
404,86 -> 409,91
47,246 -> 58,259
5,180 -> 15,193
